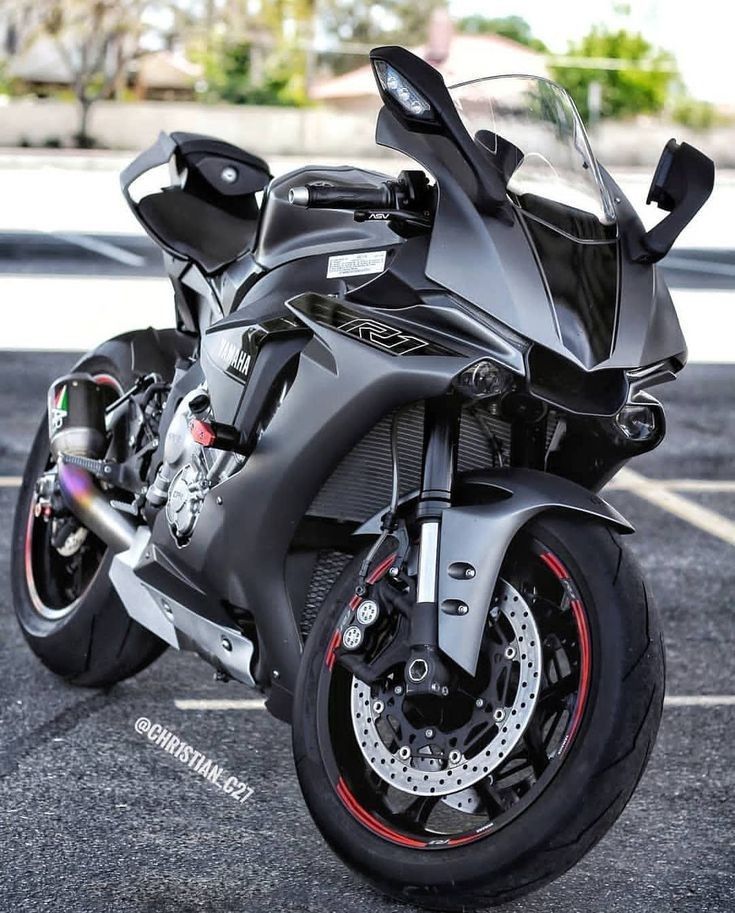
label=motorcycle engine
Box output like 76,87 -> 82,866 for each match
147,388 -> 243,545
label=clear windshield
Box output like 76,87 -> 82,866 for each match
448,76 -> 617,240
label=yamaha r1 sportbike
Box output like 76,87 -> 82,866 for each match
12,47 -> 713,908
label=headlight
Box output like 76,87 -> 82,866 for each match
615,404 -> 657,441
372,60 -> 433,119
455,359 -> 513,399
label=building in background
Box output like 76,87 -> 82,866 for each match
0,3 -> 201,100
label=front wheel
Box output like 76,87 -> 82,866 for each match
292,515 -> 664,909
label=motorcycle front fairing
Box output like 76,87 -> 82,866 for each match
373,83 -> 687,380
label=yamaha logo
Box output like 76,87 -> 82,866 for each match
217,338 -> 252,380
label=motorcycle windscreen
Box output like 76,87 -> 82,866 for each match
448,75 -> 620,369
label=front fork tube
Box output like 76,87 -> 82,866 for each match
406,396 -> 460,691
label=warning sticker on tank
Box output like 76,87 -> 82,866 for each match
326,250 -> 387,279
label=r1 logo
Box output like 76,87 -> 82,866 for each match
339,318 -> 429,355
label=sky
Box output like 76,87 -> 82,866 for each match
450,1 -> 735,104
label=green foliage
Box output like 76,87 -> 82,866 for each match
458,14 -> 547,52
201,42 -> 307,107
319,0 -> 445,74
671,98 -> 722,130
549,27 -> 676,121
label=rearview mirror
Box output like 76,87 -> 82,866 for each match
633,139 -> 714,263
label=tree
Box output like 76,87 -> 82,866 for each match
196,0 -> 315,106
458,14 -> 547,52
318,0 -> 446,74
549,27 -> 677,122
28,0 -> 154,147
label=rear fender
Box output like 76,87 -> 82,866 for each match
356,468 -> 632,676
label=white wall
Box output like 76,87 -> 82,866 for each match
1,97 -> 734,166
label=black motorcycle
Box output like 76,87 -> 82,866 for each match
12,46 -> 713,908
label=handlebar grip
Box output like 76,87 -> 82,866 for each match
288,182 -> 395,209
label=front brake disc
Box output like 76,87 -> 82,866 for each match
350,579 -> 542,797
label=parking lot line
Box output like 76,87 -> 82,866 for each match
4,474 -> 735,493
664,695 -> 735,706
175,698 -> 267,710
615,467 -> 735,548
607,477 -> 735,493
173,696 -> 735,711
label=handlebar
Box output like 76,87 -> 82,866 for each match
288,182 -> 397,210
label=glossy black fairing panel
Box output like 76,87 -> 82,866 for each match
522,215 -> 619,368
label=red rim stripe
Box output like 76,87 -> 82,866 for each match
336,778 -> 426,848
540,550 -> 592,755
325,630 -> 342,670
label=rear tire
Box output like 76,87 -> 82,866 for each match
292,515 -> 664,909
11,344 -> 167,688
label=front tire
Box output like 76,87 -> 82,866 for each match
292,515 -> 664,909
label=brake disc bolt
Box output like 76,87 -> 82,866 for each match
505,645 -> 517,660
449,750 -> 462,765
430,682 -> 440,693
493,708 -> 506,722
475,697 -> 484,709
398,746 -> 411,761
393,684 -> 403,695
372,700 -> 384,715
425,728 -> 434,739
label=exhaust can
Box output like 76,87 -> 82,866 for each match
48,373 -> 107,460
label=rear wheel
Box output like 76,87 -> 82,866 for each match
293,515 -> 664,909
11,346 -> 167,687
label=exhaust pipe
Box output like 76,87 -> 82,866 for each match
49,373 -> 136,554
57,461 -> 136,553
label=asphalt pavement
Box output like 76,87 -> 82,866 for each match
0,352 -> 733,912
0,233 -> 734,911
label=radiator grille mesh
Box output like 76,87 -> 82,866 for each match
307,401 -> 511,523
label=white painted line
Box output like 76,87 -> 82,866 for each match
606,477 -> 735,493
172,696 -> 735,712
615,467 -> 735,548
51,231 -> 146,267
7,474 -> 733,495
174,698 -> 267,711
663,480 -> 735,492
664,695 -> 735,707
